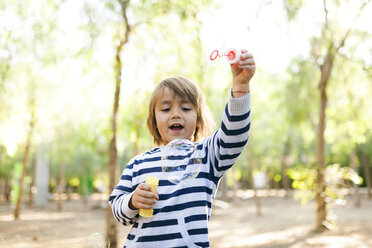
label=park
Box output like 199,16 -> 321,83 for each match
1,190 -> 372,247
1,0 -> 372,247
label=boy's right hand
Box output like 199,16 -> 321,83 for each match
129,183 -> 159,210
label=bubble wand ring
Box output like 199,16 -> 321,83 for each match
209,48 -> 241,64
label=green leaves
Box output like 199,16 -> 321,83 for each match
283,0 -> 306,20
288,163 -> 362,205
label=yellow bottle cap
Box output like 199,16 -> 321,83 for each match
146,176 -> 159,185
139,208 -> 154,218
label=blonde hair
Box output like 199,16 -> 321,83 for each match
147,76 -> 215,146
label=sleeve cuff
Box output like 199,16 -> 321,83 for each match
228,91 -> 251,115
122,192 -> 139,218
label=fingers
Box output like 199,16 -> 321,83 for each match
137,191 -> 158,202
230,48 -> 256,84
138,183 -> 159,200
133,200 -> 155,209
139,195 -> 157,204
238,50 -> 255,71
131,183 -> 159,209
240,49 -> 253,58
132,194 -> 157,209
239,58 -> 255,66
139,183 -> 151,191
239,51 -> 254,64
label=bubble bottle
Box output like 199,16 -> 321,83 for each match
139,176 -> 159,218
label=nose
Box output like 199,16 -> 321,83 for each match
170,108 -> 181,119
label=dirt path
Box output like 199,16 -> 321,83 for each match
0,192 -> 371,248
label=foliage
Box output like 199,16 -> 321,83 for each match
288,163 -> 363,205
283,0 -> 306,20
287,165 -> 316,203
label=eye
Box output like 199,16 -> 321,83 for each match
161,108 -> 170,112
182,107 -> 191,111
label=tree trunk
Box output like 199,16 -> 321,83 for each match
57,162 -> 66,212
14,108 -> 35,219
249,153 -> 261,216
251,172 -> 261,216
350,148 -> 361,207
5,177 -> 11,202
82,158 -> 88,207
27,156 -> 35,207
362,153 -> 371,199
106,44 -> 122,248
281,138 -> 291,198
281,162 -> 290,197
0,179 -> 4,201
106,2 -> 132,247
315,48 -> 335,231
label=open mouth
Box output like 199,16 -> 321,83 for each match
170,124 -> 184,131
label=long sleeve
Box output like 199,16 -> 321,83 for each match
108,158 -> 139,226
207,92 -> 251,179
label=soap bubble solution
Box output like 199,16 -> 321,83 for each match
161,139 -> 202,184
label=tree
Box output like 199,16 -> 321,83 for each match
357,136 -> 372,198
313,0 -> 370,231
284,0 -> 371,231
106,1 -> 132,247
14,91 -> 35,219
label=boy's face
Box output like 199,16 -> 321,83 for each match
155,87 -> 197,145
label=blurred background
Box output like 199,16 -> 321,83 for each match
0,0 -> 372,247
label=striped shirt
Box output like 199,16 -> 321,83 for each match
109,92 -> 251,248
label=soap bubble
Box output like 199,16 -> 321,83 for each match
87,232 -> 109,248
161,139 -> 202,184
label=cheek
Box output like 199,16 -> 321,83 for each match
155,113 -> 164,130
154,114 -> 160,129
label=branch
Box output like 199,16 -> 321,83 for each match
118,0 -> 132,47
336,0 -> 371,51
314,0 -> 329,67
321,0 -> 329,40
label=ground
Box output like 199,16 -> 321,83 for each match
0,190 -> 371,248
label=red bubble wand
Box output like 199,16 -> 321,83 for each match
210,48 -> 241,64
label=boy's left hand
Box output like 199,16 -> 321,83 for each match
230,49 -> 255,93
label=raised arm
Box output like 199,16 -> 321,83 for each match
207,49 -> 255,178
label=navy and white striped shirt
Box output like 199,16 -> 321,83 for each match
109,92 -> 251,248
